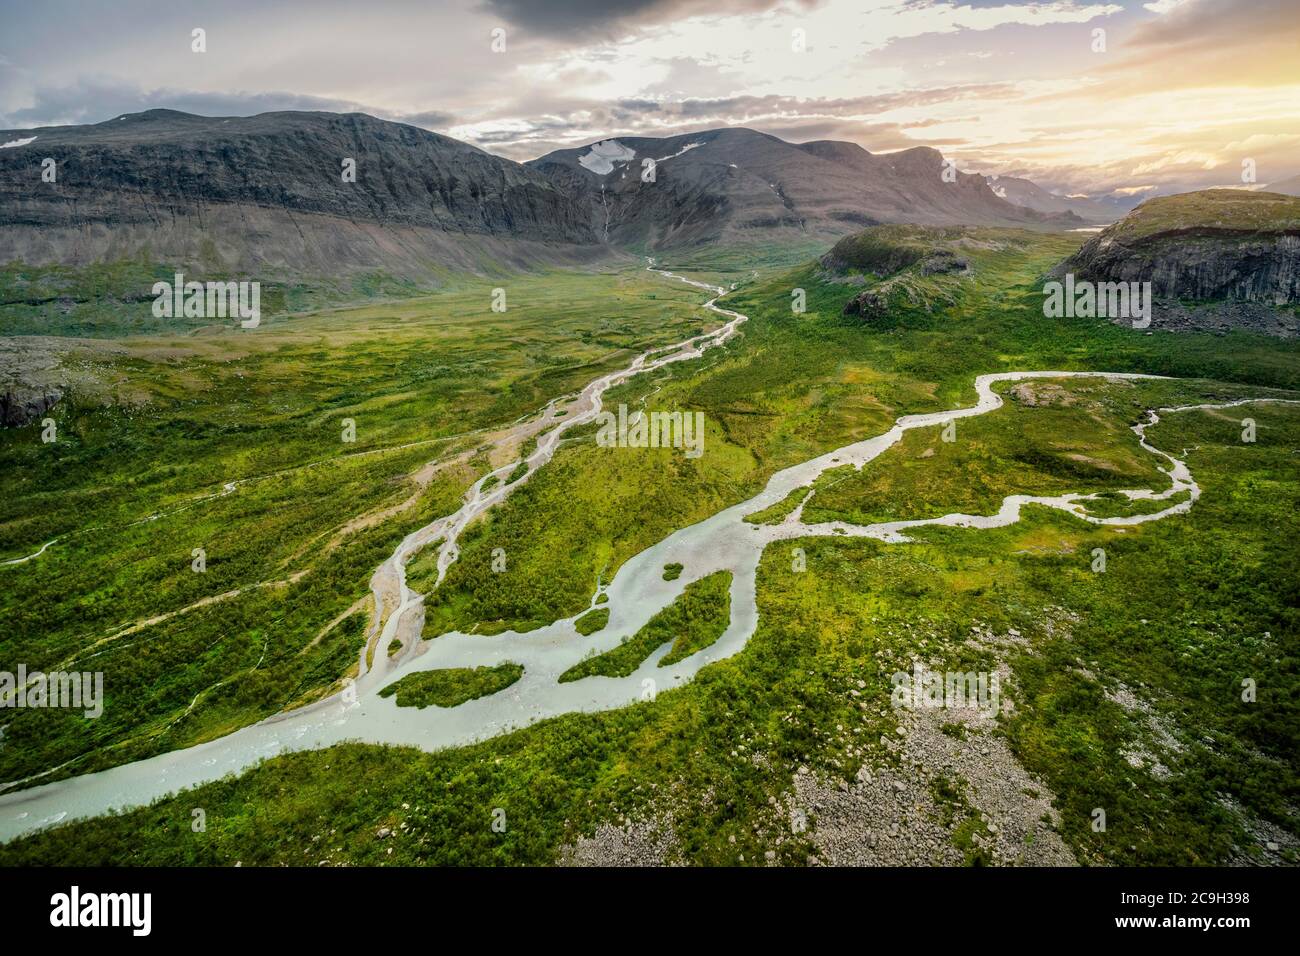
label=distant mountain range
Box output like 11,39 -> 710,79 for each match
983,175 -> 1118,223
529,127 -> 1091,249
1265,174 -> 1300,196
0,109 -> 1112,279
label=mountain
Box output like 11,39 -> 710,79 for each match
527,128 -> 1083,249
0,109 -> 605,278
984,175 -> 1114,224
1265,174 -> 1300,196
1057,189 -> 1300,336
0,111 -> 1093,280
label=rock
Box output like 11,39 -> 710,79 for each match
1056,190 -> 1300,338
842,288 -> 890,321
560,814 -> 680,867
919,251 -> 969,275
0,388 -> 62,428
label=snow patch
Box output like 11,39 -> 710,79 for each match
1,136 -> 37,149
579,139 -> 637,175
652,141 -> 704,162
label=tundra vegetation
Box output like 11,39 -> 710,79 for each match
378,663 -> 524,709
0,267 -> 715,785
573,607 -> 610,636
558,570 -> 732,682
1,228 -> 1296,866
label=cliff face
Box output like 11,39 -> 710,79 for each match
1057,190 -> 1300,336
0,110 -> 603,277
1066,230 -> 1300,304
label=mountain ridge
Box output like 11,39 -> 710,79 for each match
0,109 -> 607,278
2,109 -> 1087,279
528,126 -> 1084,249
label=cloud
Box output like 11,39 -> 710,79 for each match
442,83 -> 1016,160
614,84 -> 1017,121
2,0 -> 1294,201
1,80 -> 366,130
0,77 -> 456,134
1101,0 -> 1300,90
394,110 -> 458,130
477,0 -> 815,38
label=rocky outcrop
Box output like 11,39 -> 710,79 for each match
819,225 -> 981,277
1057,190 -> 1300,336
1065,231 -> 1300,305
819,225 -> 984,319
919,250 -> 970,275
842,289 -> 890,320
0,387 -> 62,427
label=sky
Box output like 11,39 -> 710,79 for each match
1,0 -> 1297,200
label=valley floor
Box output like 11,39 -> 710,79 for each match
1,235 -> 1297,865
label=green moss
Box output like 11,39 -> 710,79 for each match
660,572 -> 733,665
804,378 -> 1172,526
0,265 -> 715,786
404,541 -> 444,595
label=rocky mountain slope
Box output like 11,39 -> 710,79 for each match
985,175 -> 1114,224
0,111 -> 1094,280
0,109 -> 605,277
528,127 -> 1083,249
1057,189 -> 1300,336
1265,174 -> 1300,197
